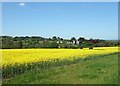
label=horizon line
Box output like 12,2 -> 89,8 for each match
0,35 -> 118,40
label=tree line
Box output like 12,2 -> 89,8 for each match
0,36 -> 119,49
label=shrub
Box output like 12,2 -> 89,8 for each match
80,46 -> 83,49
89,46 -> 93,49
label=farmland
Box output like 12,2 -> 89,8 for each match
2,47 -> 118,67
2,47 -> 118,84
2,2 -> 119,84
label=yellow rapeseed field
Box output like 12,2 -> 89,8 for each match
2,47 -> 118,67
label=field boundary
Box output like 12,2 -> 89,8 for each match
2,52 -> 119,79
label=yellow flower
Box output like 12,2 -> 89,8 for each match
2,47 -> 118,67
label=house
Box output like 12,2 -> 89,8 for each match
57,41 -> 63,44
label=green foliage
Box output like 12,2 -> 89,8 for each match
52,36 -> 57,41
71,37 -> 76,41
1,36 -> 119,49
49,42 -> 59,48
78,37 -> 85,43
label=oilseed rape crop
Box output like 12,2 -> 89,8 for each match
2,47 -> 118,78
2,47 -> 118,67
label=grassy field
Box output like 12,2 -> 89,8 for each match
3,53 -> 118,84
2,47 -> 118,84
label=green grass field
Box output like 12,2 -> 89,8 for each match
3,53 -> 118,84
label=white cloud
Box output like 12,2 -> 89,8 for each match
19,2 -> 25,6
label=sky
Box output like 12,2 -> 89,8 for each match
2,2 -> 118,40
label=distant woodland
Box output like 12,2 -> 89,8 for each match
0,36 -> 119,49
